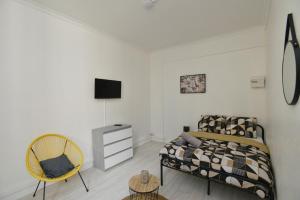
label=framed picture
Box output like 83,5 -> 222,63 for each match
180,74 -> 206,94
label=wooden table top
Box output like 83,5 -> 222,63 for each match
128,174 -> 160,193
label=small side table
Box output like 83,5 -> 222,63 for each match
128,174 -> 160,200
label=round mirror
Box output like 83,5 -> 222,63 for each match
282,41 -> 300,105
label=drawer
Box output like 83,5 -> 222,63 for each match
103,128 -> 132,145
104,137 -> 133,158
104,148 -> 133,169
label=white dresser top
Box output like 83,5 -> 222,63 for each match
92,124 -> 132,134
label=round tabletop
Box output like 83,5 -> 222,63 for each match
129,174 -> 160,193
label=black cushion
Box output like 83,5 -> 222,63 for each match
40,154 -> 75,178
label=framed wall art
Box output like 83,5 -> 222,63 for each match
180,74 -> 206,94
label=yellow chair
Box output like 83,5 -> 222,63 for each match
26,134 -> 89,200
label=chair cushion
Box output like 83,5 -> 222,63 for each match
40,154 -> 75,178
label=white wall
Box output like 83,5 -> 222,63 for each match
265,0 -> 300,199
150,26 -> 267,142
0,0 -> 150,199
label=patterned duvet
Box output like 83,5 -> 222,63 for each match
160,135 -> 275,199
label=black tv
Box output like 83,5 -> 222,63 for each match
95,78 -> 121,99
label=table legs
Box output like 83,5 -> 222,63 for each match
129,188 -> 159,200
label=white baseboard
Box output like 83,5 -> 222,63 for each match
0,160 -> 93,200
0,179 -> 37,200
133,135 -> 152,148
151,136 -> 165,143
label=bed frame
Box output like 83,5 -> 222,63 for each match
160,121 -> 275,200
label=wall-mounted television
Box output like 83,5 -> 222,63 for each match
94,78 -> 121,99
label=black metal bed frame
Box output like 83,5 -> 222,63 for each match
160,159 -> 275,199
160,122 -> 276,200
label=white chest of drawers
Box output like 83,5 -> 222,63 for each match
92,125 -> 133,170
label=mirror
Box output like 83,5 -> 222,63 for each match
283,42 -> 299,104
282,14 -> 300,105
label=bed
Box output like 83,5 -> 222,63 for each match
159,115 -> 275,200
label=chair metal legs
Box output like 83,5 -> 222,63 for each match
33,180 -> 41,197
33,172 -> 88,200
32,181 -> 45,200
78,171 -> 89,192
43,182 -> 46,200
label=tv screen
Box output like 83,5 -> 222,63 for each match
95,78 -> 121,99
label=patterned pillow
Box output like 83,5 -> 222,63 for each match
199,115 -> 226,134
227,117 -> 257,138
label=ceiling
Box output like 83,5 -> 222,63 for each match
27,0 -> 270,51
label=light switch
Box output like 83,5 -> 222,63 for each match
251,76 -> 265,88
